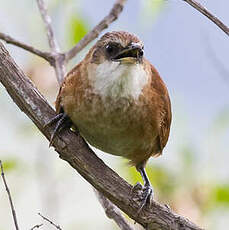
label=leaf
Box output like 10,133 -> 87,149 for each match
1,159 -> 18,172
123,163 -> 175,196
212,185 -> 229,205
142,0 -> 166,22
68,15 -> 89,46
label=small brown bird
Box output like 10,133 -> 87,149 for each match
48,31 -> 171,209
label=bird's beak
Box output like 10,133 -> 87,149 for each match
112,43 -> 144,64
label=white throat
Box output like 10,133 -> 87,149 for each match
89,61 -> 149,100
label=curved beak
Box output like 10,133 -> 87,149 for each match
112,43 -> 144,64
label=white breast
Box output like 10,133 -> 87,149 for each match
89,61 -> 149,100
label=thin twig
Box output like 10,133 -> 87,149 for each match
0,32 -> 54,64
183,0 -> 229,36
30,224 -> 43,230
38,213 -> 62,230
64,0 -> 127,62
36,0 -> 59,52
36,0 -> 65,84
94,189 -> 134,230
0,160 -> 20,230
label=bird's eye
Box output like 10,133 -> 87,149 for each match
106,44 -> 114,54
105,43 -> 119,56
138,49 -> 144,58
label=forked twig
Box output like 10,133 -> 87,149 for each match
38,213 -> 62,230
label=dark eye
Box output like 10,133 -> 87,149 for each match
139,49 -> 144,58
105,43 -> 119,56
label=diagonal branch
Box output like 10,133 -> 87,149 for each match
0,32 -> 54,64
38,213 -> 62,230
0,42 -> 203,230
36,0 -> 65,84
30,224 -> 43,230
64,0 -> 127,62
36,0 -> 60,52
183,0 -> 229,36
0,160 -> 20,230
94,189 -> 134,230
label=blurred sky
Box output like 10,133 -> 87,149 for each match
0,0 -> 229,229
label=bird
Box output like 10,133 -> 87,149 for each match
47,31 -> 172,211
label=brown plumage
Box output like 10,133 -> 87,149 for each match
52,31 -> 172,209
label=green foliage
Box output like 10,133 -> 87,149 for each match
212,185 -> 229,206
141,0 -> 166,23
1,158 -> 18,172
146,165 -> 175,195
124,164 -> 175,197
68,15 -> 89,46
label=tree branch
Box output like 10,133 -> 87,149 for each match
38,213 -> 62,230
0,0 -> 228,73
36,0 -> 65,84
0,160 -> 20,230
183,0 -> 229,36
36,0 -> 60,52
64,0 -> 127,62
94,188 -> 134,230
0,42 -> 203,230
0,32 -> 54,63
30,224 -> 43,230
2,0 -> 224,228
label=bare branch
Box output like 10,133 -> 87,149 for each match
38,213 -> 62,230
0,32 -> 54,64
183,0 -> 229,36
0,0 -> 127,84
36,0 -> 60,52
30,224 -> 43,230
0,42 -> 203,230
0,160 -> 20,230
94,189 -> 134,230
36,0 -> 65,84
64,0 -> 127,62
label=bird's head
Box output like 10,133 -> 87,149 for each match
86,31 -> 148,100
89,31 -> 144,65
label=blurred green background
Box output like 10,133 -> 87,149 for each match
0,0 -> 229,229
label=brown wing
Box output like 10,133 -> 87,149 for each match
157,94 -> 171,151
55,86 -> 63,114
149,62 -> 172,155
55,62 -> 82,114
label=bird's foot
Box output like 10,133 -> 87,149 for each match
131,182 -> 153,214
138,184 -> 153,214
44,112 -> 73,146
